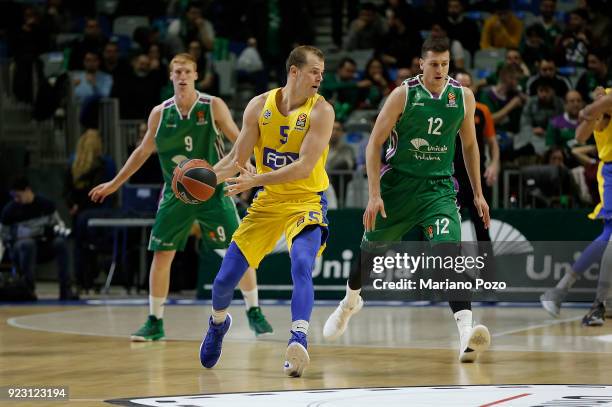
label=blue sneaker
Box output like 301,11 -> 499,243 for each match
283,330 -> 310,377
199,314 -> 232,368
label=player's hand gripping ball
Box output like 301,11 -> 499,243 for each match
171,159 -> 217,204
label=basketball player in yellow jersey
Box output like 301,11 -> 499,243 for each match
542,87 -> 612,325
199,45 -> 334,377
577,87 -> 612,325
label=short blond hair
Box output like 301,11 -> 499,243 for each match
169,53 -> 198,72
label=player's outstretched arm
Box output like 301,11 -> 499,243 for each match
213,95 -> 264,183
89,106 -> 160,203
225,99 -> 335,196
363,85 -> 405,231
577,88 -> 612,143
459,87 -> 490,229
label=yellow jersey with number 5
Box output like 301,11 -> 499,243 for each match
255,88 -> 329,196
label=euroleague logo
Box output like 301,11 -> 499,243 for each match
447,92 -> 457,108
295,113 -> 307,130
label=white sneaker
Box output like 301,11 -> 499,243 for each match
283,341 -> 310,377
323,297 -> 363,341
459,324 -> 491,363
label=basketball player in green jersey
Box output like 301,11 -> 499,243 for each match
324,37 -> 492,362
90,53 -> 273,340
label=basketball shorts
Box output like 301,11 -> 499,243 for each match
232,189 -> 329,268
149,184 -> 239,251
589,162 -> 612,220
362,173 -> 461,244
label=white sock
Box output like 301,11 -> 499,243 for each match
292,320 -> 309,335
342,282 -> 361,308
556,270 -> 578,291
149,295 -> 166,319
212,308 -> 228,325
454,309 -> 473,337
241,288 -> 259,310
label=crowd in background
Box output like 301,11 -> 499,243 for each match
1,0 -> 612,296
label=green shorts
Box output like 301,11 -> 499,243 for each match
149,185 -> 239,252
363,172 -> 461,244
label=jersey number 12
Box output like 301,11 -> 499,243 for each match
427,117 -> 443,135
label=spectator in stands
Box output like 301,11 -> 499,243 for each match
73,51 -> 113,127
43,0 -> 73,38
546,90 -> 584,151
520,24 -> 550,72
576,49 -> 612,102
377,8 -> 422,68
555,8 -> 591,68
378,66 -> 412,109
68,17 -> 107,70
166,2 -> 215,54
244,0 -> 314,85
236,37 -> 267,94
580,0 -> 611,49
129,123 -> 163,185
530,0 -> 563,46
445,0 -> 480,57
480,49 -> 530,89
345,2 -> 387,51
111,53 -> 162,120
133,26 -> 161,55
413,0 -> 440,31
408,56 -> 421,76
429,21 -> 465,70
326,121 -> 356,203
525,56 -> 572,98
515,77 -> 564,157
0,176 -> 77,300
362,57 -> 392,109
454,70 -> 500,202
64,130 -> 115,291
8,5 -> 54,103
480,3 -> 523,50
320,57 -> 371,122
147,43 -> 169,90
101,41 -> 130,83
186,39 -> 217,95
65,130 -> 112,218
478,64 -> 527,135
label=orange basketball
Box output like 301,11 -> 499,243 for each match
171,159 -> 217,204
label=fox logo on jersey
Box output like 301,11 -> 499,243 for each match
263,147 -> 299,170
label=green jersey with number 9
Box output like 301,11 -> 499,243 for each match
384,75 -> 465,179
155,93 -> 225,192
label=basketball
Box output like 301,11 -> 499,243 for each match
171,159 -> 217,204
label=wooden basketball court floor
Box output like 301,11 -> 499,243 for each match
1,301 -> 612,406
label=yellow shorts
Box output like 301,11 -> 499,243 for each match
232,189 -> 329,268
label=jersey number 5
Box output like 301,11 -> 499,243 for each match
280,125 -> 290,144
427,117 -> 443,135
